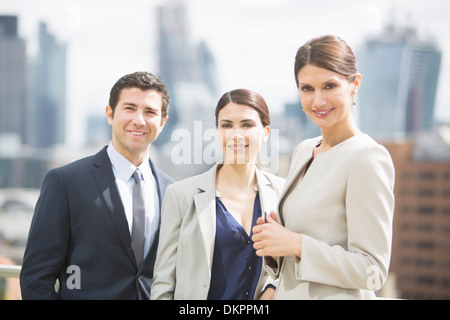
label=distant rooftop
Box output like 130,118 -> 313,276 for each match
412,125 -> 450,162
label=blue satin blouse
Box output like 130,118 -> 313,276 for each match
207,193 -> 262,300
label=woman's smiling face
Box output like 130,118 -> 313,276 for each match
217,102 -> 269,165
297,64 -> 361,133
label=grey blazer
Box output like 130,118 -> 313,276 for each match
151,163 -> 285,300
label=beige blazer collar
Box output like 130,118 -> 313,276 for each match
279,137 -> 322,215
193,163 -> 277,271
255,167 -> 279,219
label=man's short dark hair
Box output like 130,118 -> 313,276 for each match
109,71 -> 170,118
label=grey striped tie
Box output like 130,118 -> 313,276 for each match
132,168 -> 145,268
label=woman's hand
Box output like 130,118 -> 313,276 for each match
252,211 -> 302,258
259,286 -> 275,300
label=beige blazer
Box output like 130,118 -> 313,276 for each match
151,163 -> 285,300
265,134 -> 395,300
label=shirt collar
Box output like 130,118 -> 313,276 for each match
107,142 -> 152,182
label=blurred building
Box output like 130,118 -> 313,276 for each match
85,114 -> 110,147
0,17 -> 61,188
155,0 -> 219,180
357,23 -> 442,140
357,19 -> 449,299
156,0 -> 218,145
31,22 -> 67,149
0,16 -> 28,146
278,101 -> 321,154
0,152 -> 49,188
384,130 -> 450,299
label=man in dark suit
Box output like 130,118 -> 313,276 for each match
20,71 -> 174,299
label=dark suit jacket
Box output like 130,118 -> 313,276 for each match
20,146 -> 174,300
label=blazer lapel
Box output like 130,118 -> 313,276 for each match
193,164 -> 219,272
278,137 -> 321,224
193,164 -> 279,271
91,147 -> 136,266
149,158 -> 172,211
255,168 -> 279,217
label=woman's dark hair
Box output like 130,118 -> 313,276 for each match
294,35 -> 357,87
109,71 -> 170,118
215,89 -> 270,127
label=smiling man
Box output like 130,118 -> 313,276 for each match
20,72 -> 174,300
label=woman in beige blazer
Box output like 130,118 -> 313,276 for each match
151,89 -> 285,300
252,35 -> 395,299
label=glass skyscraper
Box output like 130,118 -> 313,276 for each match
357,24 -> 442,140
0,16 -> 27,148
32,22 -> 67,149
156,0 -> 218,146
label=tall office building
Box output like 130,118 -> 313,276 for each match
156,0 -> 218,146
31,22 -> 67,149
0,16 -> 28,148
384,134 -> 450,299
357,24 -> 442,140
0,17 -> 50,188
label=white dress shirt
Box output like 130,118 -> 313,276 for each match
107,142 -> 160,260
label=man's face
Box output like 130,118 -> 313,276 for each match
106,87 -> 167,166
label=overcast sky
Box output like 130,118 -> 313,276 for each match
1,0 -> 449,146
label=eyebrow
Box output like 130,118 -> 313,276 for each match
122,102 -> 159,111
219,119 -> 256,123
298,78 -> 339,86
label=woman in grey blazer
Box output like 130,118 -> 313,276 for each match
252,35 -> 395,299
151,89 -> 285,300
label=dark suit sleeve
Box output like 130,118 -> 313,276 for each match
20,169 -> 71,299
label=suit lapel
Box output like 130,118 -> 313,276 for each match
140,159 -> 173,272
193,165 -> 218,272
278,137 -> 321,224
149,159 -> 170,211
193,164 -> 279,271
91,147 -> 136,266
255,168 -> 278,217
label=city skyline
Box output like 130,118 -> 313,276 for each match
1,1 -> 450,300
0,0 -> 449,147
0,16 -> 66,152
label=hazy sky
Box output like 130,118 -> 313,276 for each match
1,0 -> 449,146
